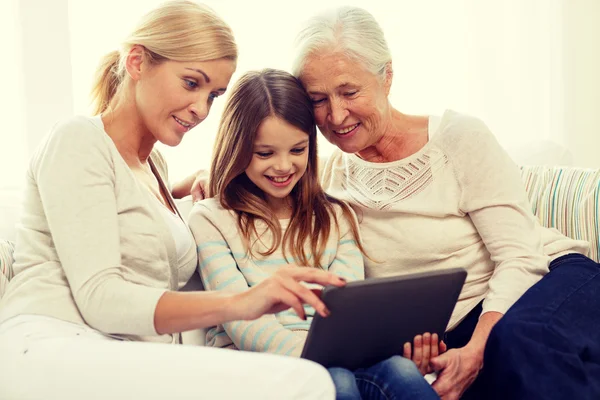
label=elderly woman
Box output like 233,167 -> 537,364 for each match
288,6 -> 600,400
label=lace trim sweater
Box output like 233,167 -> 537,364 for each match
320,110 -> 589,330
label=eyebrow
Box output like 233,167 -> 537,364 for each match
185,68 -> 228,92
254,139 -> 309,148
308,82 -> 355,95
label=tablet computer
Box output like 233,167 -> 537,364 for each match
300,268 -> 467,370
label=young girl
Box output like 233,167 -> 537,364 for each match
188,69 -> 440,400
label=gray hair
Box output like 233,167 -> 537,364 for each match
292,6 -> 391,80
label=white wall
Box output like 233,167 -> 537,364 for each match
563,0 -> 600,169
2,0 -> 600,191
0,0 -> 74,189
0,0 -> 27,188
19,0 -> 74,150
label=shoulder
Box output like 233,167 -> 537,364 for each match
188,198 -> 235,226
320,149 -> 347,188
322,148 -> 346,168
329,200 -> 353,219
432,109 -> 504,161
43,115 -> 107,149
434,110 -> 494,144
31,115 -> 114,174
327,199 -> 359,233
188,198 -> 239,242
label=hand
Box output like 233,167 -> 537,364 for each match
233,267 -> 346,321
403,332 -> 447,375
191,172 -> 209,202
430,345 -> 483,400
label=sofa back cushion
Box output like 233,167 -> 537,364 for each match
0,240 -> 15,299
521,165 -> 600,262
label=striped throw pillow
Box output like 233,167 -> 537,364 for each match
0,240 -> 15,298
520,166 -> 600,262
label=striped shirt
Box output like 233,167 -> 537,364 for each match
187,198 -> 364,357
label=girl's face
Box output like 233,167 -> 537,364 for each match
245,116 -> 310,213
135,57 -> 236,147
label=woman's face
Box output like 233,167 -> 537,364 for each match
300,52 -> 391,154
135,57 -> 236,147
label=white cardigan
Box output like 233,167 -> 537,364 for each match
0,115 -> 197,343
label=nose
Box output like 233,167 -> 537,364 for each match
327,98 -> 348,126
274,154 -> 292,173
189,95 -> 210,122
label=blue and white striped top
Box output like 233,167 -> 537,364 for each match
187,198 -> 365,357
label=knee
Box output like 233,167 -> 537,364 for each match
328,367 -> 356,387
379,355 -> 422,380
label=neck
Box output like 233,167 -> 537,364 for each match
101,92 -> 156,166
267,195 -> 293,219
356,109 -> 429,163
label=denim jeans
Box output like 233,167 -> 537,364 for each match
477,253 -> 600,400
328,355 -> 440,400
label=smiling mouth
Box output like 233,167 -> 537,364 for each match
266,174 -> 292,183
173,116 -> 197,130
333,123 -> 360,135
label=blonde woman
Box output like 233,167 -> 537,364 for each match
0,2 -> 341,398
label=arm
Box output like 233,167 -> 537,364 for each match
37,121 -> 343,337
36,121 -> 171,336
454,118 -> 547,316
327,205 -> 365,282
36,121 -> 253,336
431,114 -> 548,398
188,204 -> 306,356
171,169 -> 209,200
171,169 -> 200,199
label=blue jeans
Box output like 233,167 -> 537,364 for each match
476,254 -> 600,400
328,355 -> 439,400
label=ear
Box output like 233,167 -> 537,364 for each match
125,45 -> 145,81
383,61 -> 393,95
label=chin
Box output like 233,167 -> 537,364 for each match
268,190 -> 292,199
335,141 -> 363,155
158,135 -> 184,148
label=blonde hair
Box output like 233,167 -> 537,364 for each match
292,6 -> 390,80
91,0 -> 237,115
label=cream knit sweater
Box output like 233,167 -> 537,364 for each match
321,110 -> 589,330
0,115 -> 197,343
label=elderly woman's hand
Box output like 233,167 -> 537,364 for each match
403,332 -> 447,375
430,345 -> 483,400
190,171 -> 209,202
232,267 -> 346,321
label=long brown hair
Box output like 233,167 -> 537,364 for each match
209,68 -> 364,267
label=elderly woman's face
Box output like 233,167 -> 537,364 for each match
300,52 -> 391,154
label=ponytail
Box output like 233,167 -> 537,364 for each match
90,50 -> 122,115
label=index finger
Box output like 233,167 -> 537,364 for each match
286,267 -> 347,287
281,277 -> 331,317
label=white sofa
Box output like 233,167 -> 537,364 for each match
1,143 -> 599,346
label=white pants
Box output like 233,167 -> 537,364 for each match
0,315 -> 335,400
